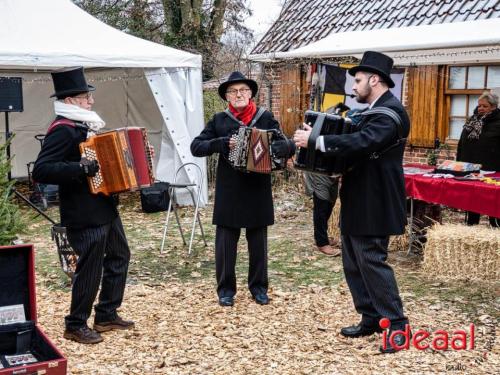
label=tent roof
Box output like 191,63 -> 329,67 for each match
249,18 -> 500,65
0,0 -> 201,69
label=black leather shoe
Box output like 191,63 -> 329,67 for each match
218,296 -> 234,306
340,323 -> 383,338
253,293 -> 269,305
380,328 -> 411,353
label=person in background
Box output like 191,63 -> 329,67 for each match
190,71 -> 295,307
33,67 -> 134,344
456,91 -> 500,227
304,173 -> 340,256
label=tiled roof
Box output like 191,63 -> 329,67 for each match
251,0 -> 500,54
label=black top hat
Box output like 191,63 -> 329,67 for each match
218,71 -> 258,100
348,51 -> 395,88
50,67 -> 95,99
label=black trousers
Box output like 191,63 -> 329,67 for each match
215,225 -> 268,298
65,216 -> 130,330
465,211 -> 500,227
341,235 -> 406,327
313,193 -> 334,247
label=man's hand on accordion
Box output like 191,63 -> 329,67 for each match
271,139 -> 293,158
80,157 -> 100,177
209,136 -> 231,154
293,123 -> 312,148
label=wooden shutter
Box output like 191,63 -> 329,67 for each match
406,66 -> 444,147
279,65 -> 307,137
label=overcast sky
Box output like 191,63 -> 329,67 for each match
244,0 -> 284,47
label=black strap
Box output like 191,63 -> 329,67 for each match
306,113 -> 326,170
224,107 -> 266,128
359,107 -> 407,160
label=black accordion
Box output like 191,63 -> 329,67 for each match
294,110 -> 357,176
228,126 -> 286,174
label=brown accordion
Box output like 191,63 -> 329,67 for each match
79,127 -> 154,195
294,110 -> 356,176
228,126 -> 286,174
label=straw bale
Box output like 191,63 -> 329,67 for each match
389,234 -> 408,252
327,201 -> 341,241
423,224 -> 500,282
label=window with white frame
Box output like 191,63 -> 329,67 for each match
447,65 -> 500,139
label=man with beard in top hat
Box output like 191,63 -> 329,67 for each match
191,71 -> 295,307
293,51 -> 410,353
33,67 -> 134,344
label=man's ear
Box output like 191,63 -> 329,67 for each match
63,97 -> 73,105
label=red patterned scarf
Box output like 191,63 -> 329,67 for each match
228,100 -> 257,125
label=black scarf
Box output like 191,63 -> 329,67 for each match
463,107 -> 500,140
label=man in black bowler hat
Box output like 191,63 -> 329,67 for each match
33,67 -> 134,344
191,71 -> 295,307
294,51 -> 410,353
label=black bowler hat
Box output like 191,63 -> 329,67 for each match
348,51 -> 395,88
218,71 -> 258,100
50,67 -> 95,99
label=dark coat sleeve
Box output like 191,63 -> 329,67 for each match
322,113 -> 398,159
266,111 -> 296,158
190,114 -> 228,157
32,126 -> 84,184
456,132 -> 464,161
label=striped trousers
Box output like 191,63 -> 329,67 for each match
341,235 -> 406,327
65,217 -> 130,330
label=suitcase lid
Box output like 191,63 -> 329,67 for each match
0,244 -> 37,324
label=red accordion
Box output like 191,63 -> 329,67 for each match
79,127 -> 154,195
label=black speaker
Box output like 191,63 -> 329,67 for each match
0,77 -> 23,112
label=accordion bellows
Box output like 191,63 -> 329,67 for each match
79,127 -> 154,195
294,110 -> 356,176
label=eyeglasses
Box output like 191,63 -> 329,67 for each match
73,93 -> 93,100
226,88 -> 251,97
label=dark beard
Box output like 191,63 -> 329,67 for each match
355,83 -> 371,103
355,94 -> 368,104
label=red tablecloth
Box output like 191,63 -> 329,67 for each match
404,164 -> 500,217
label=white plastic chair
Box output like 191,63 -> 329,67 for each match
160,162 -> 207,254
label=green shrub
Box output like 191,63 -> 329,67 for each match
0,138 -> 21,245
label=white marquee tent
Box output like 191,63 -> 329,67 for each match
0,0 -> 207,204
249,18 -> 500,66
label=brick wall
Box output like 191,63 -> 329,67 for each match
253,64 -> 284,121
404,144 -> 457,165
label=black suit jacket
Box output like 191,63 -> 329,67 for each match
191,110 -> 294,228
32,116 -> 118,228
323,91 -> 410,235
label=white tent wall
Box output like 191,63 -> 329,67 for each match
146,68 -> 207,206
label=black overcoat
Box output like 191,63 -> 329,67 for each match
191,110 -> 291,228
323,91 -> 410,236
32,116 -> 118,228
456,108 -> 500,171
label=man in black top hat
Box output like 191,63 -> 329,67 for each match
191,71 -> 295,307
294,51 -> 410,353
33,67 -> 134,344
